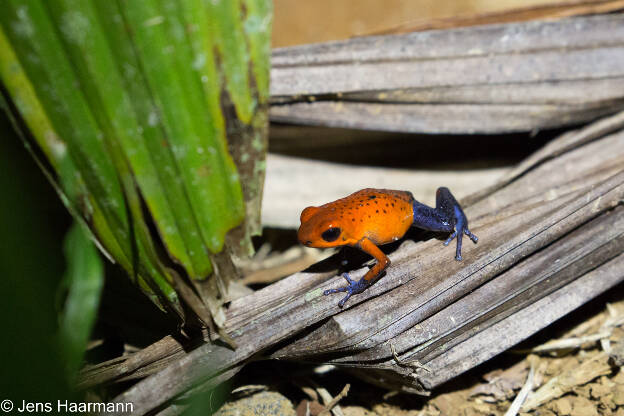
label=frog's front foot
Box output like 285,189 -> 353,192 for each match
324,273 -> 369,307
442,206 -> 478,261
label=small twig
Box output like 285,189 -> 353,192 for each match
292,379 -> 318,402
230,384 -> 268,397
318,384 -> 350,416
86,339 -> 105,351
504,355 -> 537,416
517,330 -> 612,353
391,343 -> 431,373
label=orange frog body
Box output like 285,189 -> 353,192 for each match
298,187 -> 478,307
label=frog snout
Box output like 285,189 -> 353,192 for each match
297,230 -> 312,246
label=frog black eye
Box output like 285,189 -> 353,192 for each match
321,227 -> 341,242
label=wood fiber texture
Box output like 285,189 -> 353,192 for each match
270,14 -> 624,133
86,109 -> 624,414
77,14 -> 624,414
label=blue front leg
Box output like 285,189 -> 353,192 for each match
324,273 -> 371,307
412,187 -> 478,261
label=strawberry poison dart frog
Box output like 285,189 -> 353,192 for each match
298,188 -> 478,307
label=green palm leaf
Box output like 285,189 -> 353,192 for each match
0,0 -> 271,327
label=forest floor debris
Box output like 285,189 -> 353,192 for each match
215,294 -> 624,416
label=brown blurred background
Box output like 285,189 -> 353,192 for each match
272,0 -> 561,47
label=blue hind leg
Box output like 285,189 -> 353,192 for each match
412,187 -> 478,261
